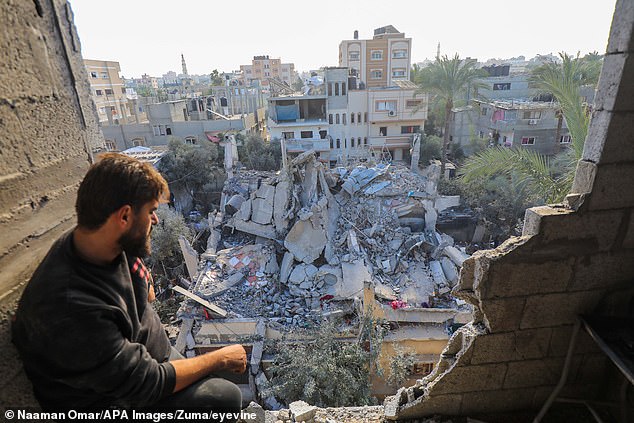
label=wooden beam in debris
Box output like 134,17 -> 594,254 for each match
172,285 -> 227,318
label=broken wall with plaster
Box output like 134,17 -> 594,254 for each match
0,0 -> 100,410
385,1 -> 634,419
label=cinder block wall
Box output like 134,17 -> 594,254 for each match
386,1 -> 634,419
0,0 -> 100,409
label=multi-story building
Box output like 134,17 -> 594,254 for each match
240,55 -> 296,89
339,25 -> 412,88
84,59 -> 131,124
267,68 -> 427,166
449,99 -> 572,156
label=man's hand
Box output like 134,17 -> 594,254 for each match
216,344 -> 247,373
171,344 -> 247,393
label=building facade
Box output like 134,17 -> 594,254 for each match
339,25 -> 412,89
240,55 -> 296,89
84,59 -> 131,124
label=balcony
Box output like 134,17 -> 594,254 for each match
285,139 -> 331,152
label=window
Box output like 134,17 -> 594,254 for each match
159,125 -> 165,136
371,50 -> 383,60
282,131 -> 294,140
300,131 -> 313,139
406,99 -> 422,109
165,126 -> 172,135
351,138 -> 355,147
481,107 -> 489,116
105,89 -> 113,95
522,111 -> 542,119
336,114 -> 340,124
95,90 -> 103,96
379,127 -> 387,136
185,136 -> 197,145
375,100 -> 397,112
358,112 -> 362,124
364,137 -> 368,146
370,69 -> 383,79
152,125 -> 160,136
351,113 -> 355,124
349,51 -> 360,60
328,114 -> 333,124
364,112 -> 368,123
559,134 -> 572,144
328,83 -> 333,96
319,130 -> 327,139
90,71 -> 98,78
493,83 -> 511,90
341,82 -> 346,95
401,125 -> 420,134
132,138 -> 145,146
479,131 -> 485,139
335,83 -> 339,96
342,113 -> 347,125
521,136 -> 536,145
330,138 -> 334,148
413,362 -> 434,376
101,71 -> 108,78
336,139 -> 341,149
105,140 -> 117,151
392,69 -> 406,78
121,87 -> 126,94
392,49 -> 408,59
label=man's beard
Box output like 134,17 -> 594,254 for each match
119,224 -> 152,258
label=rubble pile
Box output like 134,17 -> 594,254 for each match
176,153 -> 470,329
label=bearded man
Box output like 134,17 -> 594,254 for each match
12,153 -> 246,417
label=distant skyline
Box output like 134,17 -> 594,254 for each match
69,0 -> 617,78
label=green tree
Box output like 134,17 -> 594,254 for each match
419,134 -> 442,164
237,134 -> 282,171
148,204 -> 193,272
460,52 -> 599,204
414,54 -> 487,175
291,76 -> 304,91
209,69 -> 224,86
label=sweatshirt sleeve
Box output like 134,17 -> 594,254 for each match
35,308 -> 176,407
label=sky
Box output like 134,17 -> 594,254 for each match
68,0 -> 618,78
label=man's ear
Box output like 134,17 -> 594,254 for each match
114,205 -> 134,229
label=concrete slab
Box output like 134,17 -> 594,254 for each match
337,260 -> 371,299
178,236 -> 199,280
284,215 -> 327,264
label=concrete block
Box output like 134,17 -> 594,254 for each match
482,260 -> 573,299
289,400 -> 317,422
584,110 -> 634,165
408,394 -> 463,417
623,212 -> 634,249
503,358 -> 562,389
251,197 -> 274,225
273,179 -> 290,232
606,0 -> 634,54
461,388 -> 535,414
587,163 -> 634,210
469,333 -> 516,365
480,297 -> 526,332
594,52 -> 634,112
284,216 -> 327,264
430,363 -> 507,395
520,291 -> 601,329
570,252 -> 634,291
571,160 -> 598,195
514,328 -> 552,361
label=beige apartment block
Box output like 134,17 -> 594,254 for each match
339,25 -> 411,88
240,55 -> 296,88
84,59 -> 130,125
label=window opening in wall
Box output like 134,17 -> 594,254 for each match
343,114 -> 347,125
336,114 -> 340,124
351,113 -> 355,124
493,82 -> 511,90
401,125 -> 420,134
105,140 -> 117,151
364,112 -> 368,123
522,111 -> 542,119
349,51 -> 360,60
481,107 -> 489,116
282,131 -> 294,140
329,114 -> 333,124
96,90 -> 103,96
330,138 -> 334,148
336,139 -> 341,149
559,134 -> 571,144
371,50 -> 383,60
392,69 -> 406,78
105,89 -> 113,95
392,49 -> 408,59
185,136 -> 197,145
342,83 -> 346,95
165,126 -> 172,135
406,99 -> 422,108
319,130 -> 327,139
358,112 -> 362,123
371,69 -> 383,79
328,83 -> 333,96
521,136 -> 536,145
152,125 -> 160,136
100,71 -> 108,78
159,125 -> 165,136
121,87 -> 126,94
90,71 -> 98,78
132,138 -> 145,146
364,137 -> 368,146
376,100 -> 397,112
335,83 -> 339,96
379,127 -> 387,136
479,131 -> 485,139
351,138 -> 355,148
301,131 -> 313,139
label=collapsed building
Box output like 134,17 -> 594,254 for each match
170,151 -> 472,404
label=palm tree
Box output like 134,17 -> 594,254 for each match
460,52 -> 600,203
414,54 -> 487,174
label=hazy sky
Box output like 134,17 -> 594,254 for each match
69,0 -> 618,78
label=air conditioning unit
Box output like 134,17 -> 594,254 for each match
388,110 -> 396,117
528,119 -> 538,125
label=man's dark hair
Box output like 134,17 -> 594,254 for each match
76,153 -> 169,230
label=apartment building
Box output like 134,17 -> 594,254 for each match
84,59 -> 130,124
339,25 -> 412,88
240,55 -> 296,89
267,68 -> 427,166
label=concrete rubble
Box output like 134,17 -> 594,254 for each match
173,151 -> 474,409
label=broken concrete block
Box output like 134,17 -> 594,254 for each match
347,230 -> 361,255
265,254 -> 279,275
273,179 -> 291,232
256,183 -> 275,199
227,219 -> 277,239
252,197 -> 274,225
434,195 -> 460,213
440,256 -> 459,285
178,236 -> 199,280
238,198 -> 252,221
250,319 -> 266,375
301,159 -> 319,207
289,401 -> 317,422
204,229 -> 222,257
280,252 -> 294,284
341,164 -> 389,195
444,245 -> 469,267
172,285 -> 227,317
421,199 -> 438,232
374,282 -> 397,300
255,371 -> 282,410
429,260 -> 448,286
335,260 -> 371,299
225,194 -> 246,215
284,216 -> 327,264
